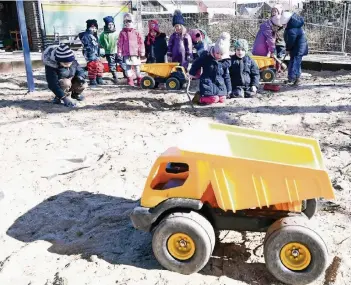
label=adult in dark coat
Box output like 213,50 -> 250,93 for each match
42,44 -> 87,107
273,12 -> 308,85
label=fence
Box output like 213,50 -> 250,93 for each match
138,0 -> 351,54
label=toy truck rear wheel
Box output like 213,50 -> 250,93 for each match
152,211 -> 215,275
264,217 -> 328,285
261,69 -> 275,82
141,76 -> 156,89
166,77 -> 181,91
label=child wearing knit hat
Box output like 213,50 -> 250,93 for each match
228,39 -> 260,98
78,19 -> 105,87
42,44 -> 87,107
144,19 -> 168,64
272,11 -> 308,86
99,16 -> 120,84
271,4 -> 286,60
188,32 -> 232,105
167,10 -> 193,70
117,13 -> 145,87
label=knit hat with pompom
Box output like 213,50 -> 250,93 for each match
148,19 -> 160,33
233,39 -> 249,52
172,9 -> 185,26
212,32 -> 230,59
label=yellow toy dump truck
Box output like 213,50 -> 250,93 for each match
252,55 -> 277,82
130,122 -> 335,285
140,63 -> 188,91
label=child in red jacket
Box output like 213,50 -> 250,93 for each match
117,13 -> 145,87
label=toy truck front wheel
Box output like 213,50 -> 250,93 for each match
261,69 -> 275,82
264,217 -> 328,285
152,211 -> 215,275
166,77 -> 181,90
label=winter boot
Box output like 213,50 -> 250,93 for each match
284,79 -> 294,85
71,92 -> 85,101
96,77 -> 105,85
62,97 -> 76,108
127,77 -> 135,87
111,71 -> 118,84
52,97 -> 61,104
293,78 -> 301,86
89,79 -> 97,88
137,77 -> 142,87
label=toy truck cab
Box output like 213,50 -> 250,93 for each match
130,123 -> 335,285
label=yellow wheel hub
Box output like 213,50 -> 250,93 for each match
167,233 -> 195,260
169,81 -> 177,89
265,72 -> 272,79
280,242 -> 311,271
144,79 -> 151,87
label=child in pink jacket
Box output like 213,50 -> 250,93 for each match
118,13 -> 145,87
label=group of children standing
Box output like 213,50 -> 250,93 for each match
42,8 -> 308,107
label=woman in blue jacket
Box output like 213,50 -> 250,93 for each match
273,12 -> 308,86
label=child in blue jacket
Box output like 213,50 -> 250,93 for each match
228,39 -> 260,98
189,32 -> 231,105
273,12 -> 308,86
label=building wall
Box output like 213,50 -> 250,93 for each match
24,1 -> 43,52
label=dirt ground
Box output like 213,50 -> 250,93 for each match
0,68 -> 350,285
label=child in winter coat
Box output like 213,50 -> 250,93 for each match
188,28 -> 212,60
189,32 -> 232,105
99,16 -> 120,84
228,39 -> 260,98
252,15 -> 280,57
144,20 -> 168,63
167,10 -> 193,70
271,4 -> 286,59
272,12 -> 308,86
78,19 -> 105,87
42,44 -> 87,107
118,13 -> 145,87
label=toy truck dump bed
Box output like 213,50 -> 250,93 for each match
140,122 -> 334,213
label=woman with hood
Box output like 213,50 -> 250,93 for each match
144,19 -> 168,63
272,11 -> 308,85
117,13 -> 145,87
167,10 -> 193,70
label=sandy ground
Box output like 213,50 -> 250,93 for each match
0,69 -> 350,285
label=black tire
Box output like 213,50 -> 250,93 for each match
264,218 -> 328,285
261,69 -> 275,82
166,77 -> 181,91
302,199 -> 318,219
141,76 -> 155,89
152,211 -> 215,275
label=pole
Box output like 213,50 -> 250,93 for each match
16,0 -> 35,93
37,0 -> 47,50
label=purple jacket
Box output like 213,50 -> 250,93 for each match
252,20 -> 276,56
167,32 -> 193,69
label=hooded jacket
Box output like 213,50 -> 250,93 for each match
117,28 -> 145,57
252,20 -> 276,56
78,30 -> 100,61
229,54 -> 260,88
189,50 -> 232,96
167,31 -> 193,69
144,32 -> 168,63
284,13 -> 308,56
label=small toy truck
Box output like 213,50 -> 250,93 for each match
130,122 -> 335,285
140,63 -> 187,90
252,55 -> 276,82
